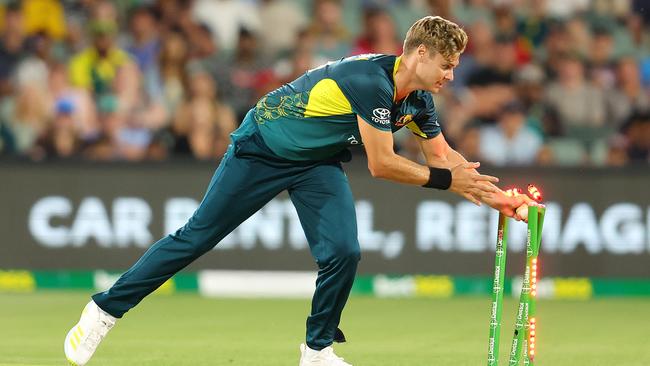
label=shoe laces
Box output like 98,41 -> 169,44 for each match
318,347 -> 345,362
84,314 -> 114,350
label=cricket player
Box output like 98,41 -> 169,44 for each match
64,16 -> 528,366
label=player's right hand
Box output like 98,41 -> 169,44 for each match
448,162 -> 499,205
482,190 -> 537,220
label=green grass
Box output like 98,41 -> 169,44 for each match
1,292 -> 649,365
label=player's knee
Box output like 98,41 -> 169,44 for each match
330,240 -> 361,265
346,244 -> 361,262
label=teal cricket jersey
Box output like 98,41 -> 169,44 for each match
253,54 -> 442,161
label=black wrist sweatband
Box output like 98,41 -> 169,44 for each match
422,167 -> 452,190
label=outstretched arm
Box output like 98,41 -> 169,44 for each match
357,116 -> 499,195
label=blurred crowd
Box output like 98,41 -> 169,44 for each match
0,0 -> 648,166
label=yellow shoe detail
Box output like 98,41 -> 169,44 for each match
73,329 -> 81,345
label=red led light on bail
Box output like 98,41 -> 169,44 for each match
527,184 -> 543,202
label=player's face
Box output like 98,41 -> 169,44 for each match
417,49 -> 460,93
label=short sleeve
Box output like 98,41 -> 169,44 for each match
405,91 -> 441,139
338,73 -> 394,131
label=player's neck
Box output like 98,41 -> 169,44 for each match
393,53 -> 419,101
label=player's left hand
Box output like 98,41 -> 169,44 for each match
448,162 -> 499,205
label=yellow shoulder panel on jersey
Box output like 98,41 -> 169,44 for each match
406,121 -> 427,138
304,78 -> 353,117
392,56 -> 401,102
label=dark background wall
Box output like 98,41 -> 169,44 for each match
1,160 -> 649,277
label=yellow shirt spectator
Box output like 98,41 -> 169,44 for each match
22,0 -> 66,39
69,47 -> 130,93
0,6 -> 5,32
69,21 -> 130,95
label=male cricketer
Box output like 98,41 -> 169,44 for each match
64,16 -> 529,366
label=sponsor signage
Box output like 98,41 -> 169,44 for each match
1,161 -> 648,276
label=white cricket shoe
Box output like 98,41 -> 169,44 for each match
299,343 -> 352,366
64,300 -> 116,366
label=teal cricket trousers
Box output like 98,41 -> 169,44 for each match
93,112 -> 360,350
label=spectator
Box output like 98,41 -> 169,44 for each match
21,0 -> 66,40
83,89 -> 162,162
493,4 -> 517,38
25,30 -> 57,66
60,7 -> 86,56
155,0 -> 215,60
124,5 -> 162,102
544,52 -> 607,129
564,17 -> 591,60
588,26 -> 617,90
173,71 -> 236,160
83,94 -> 121,161
424,0 -> 453,20
463,33 -> 518,125
452,0 -> 494,28
517,0 -> 549,50
187,23 -> 219,61
544,0 -> 590,19
454,123 -> 482,163
0,4 -> 26,96
0,117 -> 14,154
352,7 -> 402,56
0,0 -> 647,167
539,21 -> 572,78
479,101 -> 543,166
48,63 -> 99,141
115,64 -> 168,162
159,31 -> 189,117
264,28 -> 329,94
466,33 -> 517,86
605,134 -> 629,166
514,63 -> 547,125
492,34 -> 518,82
434,93 -> 470,143
452,19 -> 494,90
191,0 -> 260,55
624,13 -> 650,61
209,28 -> 269,121
620,112 -> 650,164
68,20 -> 131,97
156,0 -> 182,32
258,0 -> 308,59
308,0 -> 351,61
37,99 -> 81,159
92,0 -> 118,22
0,57 -> 51,156
606,57 -> 650,126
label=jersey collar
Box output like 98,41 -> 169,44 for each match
392,55 -> 402,102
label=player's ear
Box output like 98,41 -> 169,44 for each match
417,44 -> 428,59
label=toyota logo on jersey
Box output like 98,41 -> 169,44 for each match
372,108 -> 391,125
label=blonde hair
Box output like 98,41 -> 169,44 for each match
403,16 -> 468,59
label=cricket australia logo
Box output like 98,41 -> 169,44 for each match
372,108 -> 391,125
395,114 -> 413,127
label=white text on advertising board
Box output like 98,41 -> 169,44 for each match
28,197 -> 650,256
